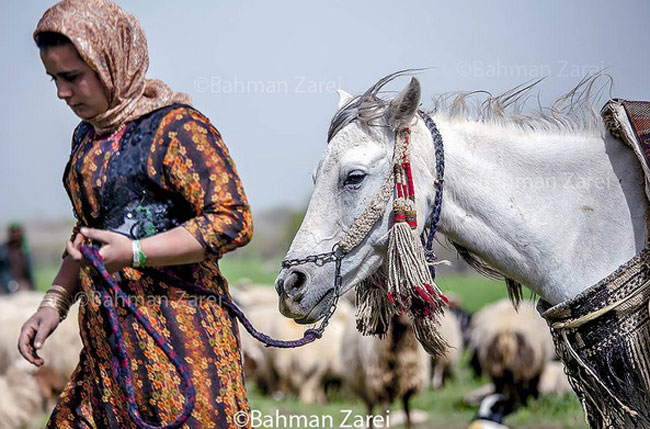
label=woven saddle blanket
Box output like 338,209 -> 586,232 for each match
538,100 -> 650,428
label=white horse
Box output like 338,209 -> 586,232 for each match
275,72 -> 645,325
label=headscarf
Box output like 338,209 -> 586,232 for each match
34,0 -> 192,135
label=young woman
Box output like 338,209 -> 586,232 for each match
18,0 -> 253,427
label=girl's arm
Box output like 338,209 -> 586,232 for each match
66,225 -> 206,272
18,253 -> 80,366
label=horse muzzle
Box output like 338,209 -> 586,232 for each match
275,269 -> 331,324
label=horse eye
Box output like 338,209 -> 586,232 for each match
344,171 -> 367,187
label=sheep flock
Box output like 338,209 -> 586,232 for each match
233,284 -> 575,428
0,285 -> 576,429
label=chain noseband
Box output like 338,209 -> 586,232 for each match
281,244 -> 344,335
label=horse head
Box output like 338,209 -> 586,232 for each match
275,73 -> 439,324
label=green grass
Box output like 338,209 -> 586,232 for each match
219,256 -> 281,286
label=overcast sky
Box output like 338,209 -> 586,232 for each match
1,0 -> 649,225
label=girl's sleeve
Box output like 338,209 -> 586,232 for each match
150,108 -> 253,258
61,122 -> 90,259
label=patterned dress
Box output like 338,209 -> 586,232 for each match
47,104 -> 253,428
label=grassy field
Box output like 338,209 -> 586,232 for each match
246,356 -> 587,428
33,258 -> 587,428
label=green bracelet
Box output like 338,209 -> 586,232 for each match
131,240 -> 148,268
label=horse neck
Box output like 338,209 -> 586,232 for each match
421,116 -> 647,305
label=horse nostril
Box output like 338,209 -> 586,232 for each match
284,270 -> 307,298
274,277 -> 284,295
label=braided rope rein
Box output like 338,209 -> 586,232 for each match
81,245 -> 195,429
79,244 -> 339,429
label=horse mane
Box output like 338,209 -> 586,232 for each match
328,69 -> 613,143
330,70 -> 614,305
429,73 -> 612,137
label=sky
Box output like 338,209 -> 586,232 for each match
1,0 -> 649,224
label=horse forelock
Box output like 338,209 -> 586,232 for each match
327,69 -> 420,142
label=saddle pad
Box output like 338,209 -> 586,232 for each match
602,99 -> 650,201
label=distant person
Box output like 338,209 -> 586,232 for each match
18,0 -> 253,427
0,223 -> 35,294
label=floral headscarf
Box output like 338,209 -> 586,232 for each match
34,0 -> 191,135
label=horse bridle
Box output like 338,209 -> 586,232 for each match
280,110 -> 445,337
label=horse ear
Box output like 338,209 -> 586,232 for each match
388,77 -> 421,130
336,89 -> 354,110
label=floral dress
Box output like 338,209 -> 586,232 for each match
47,104 -> 253,428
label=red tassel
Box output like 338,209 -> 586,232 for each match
423,283 -> 451,306
414,285 -> 434,304
440,293 -> 451,306
404,162 -> 415,198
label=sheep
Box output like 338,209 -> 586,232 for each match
0,291 -> 82,397
230,281 -> 279,309
341,313 -> 431,429
267,299 -> 352,403
538,360 -> 573,396
469,299 -> 555,408
0,360 -> 44,429
232,284 -> 352,402
431,308 -> 463,390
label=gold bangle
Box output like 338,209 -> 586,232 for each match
45,290 -> 72,310
39,287 -> 74,321
49,285 -> 75,302
39,295 -> 68,318
49,284 -> 70,294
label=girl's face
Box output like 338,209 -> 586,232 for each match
40,43 -> 110,120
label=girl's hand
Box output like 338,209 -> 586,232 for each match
66,227 -> 132,273
18,307 -> 60,366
